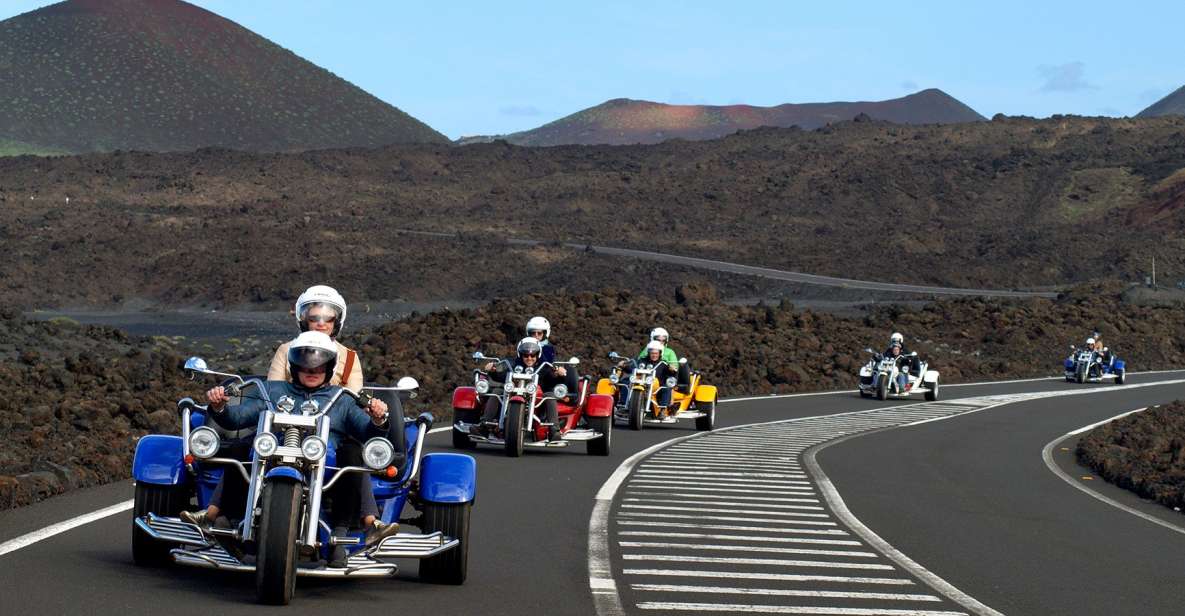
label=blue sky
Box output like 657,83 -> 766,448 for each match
4,1 -> 1183,138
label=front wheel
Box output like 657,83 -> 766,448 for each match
256,478 -> 302,605
586,415 -> 612,456
695,400 -> 716,431
419,501 -> 471,584
875,374 -> 888,401
132,482 -> 187,566
504,402 -> 525,457
627,392 -> 645,431
451,409 -> 477,450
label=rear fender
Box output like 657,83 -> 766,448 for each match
595,378 -> 616,396
584,393 -> 614,417
419,453 -> 477,503
1113,359 -> 1126,371
451,387 -> 478,411
694,384 -> 718,403
923,370 -> 939,384
133,435 -> 185,485
265,466 -> 305,484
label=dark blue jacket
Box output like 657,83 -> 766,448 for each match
211,380 -> 387,449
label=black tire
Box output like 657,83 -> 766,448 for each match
1076,369 -> 1086,384
586,415 -> 612,456
132,482 -> 187,566
1116,369 -> 1126,385
627,392 -> 645,431
256,478 -> 302,605
695,400 -> 716,431
876,374 -> 888,401
925,380 -> 939,401
452,409 -> 477,450
419,501 -> 472,584
504,401 -> 525,457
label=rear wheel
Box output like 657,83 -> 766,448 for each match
1116,369 -> 1126,385
504,402 -> 525,457
451,409 -> 477,450
924,380 -> 939,401
586,415 -> 612,456
695,400 -> 716,431
419,501 -> 471,584
627,392 -> 645,431
875,374 -> 888,401
132,482 -> 187,566
256,479 -> 301,605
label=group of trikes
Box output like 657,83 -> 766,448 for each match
128,309 -> 716,605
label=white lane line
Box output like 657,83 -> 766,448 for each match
1066,407 -> 1148,436
622,554 -> 895,570
625,483 -> 816,496
617,520 -> 850,535
625,492 -> 819,504
624,497 -> 821,509
621,503 -> 827,515
630,476 -> 814,488
635,469 -> 808,479
619,512 -> 837,525
635,603 -> 967,615
623,569 -> 914,586
805,430 -> 1005,616
632,584 -> 943,602
642,462 -> 805,472
618,531 -> 862,546
619,541 -> 877,558
1041,414 -> 1185,537
0,499 -> 134,558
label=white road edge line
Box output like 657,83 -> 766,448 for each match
0,425 -> 454,559
1041,408 -> 1185,537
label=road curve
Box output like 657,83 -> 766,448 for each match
394,229 -> 1058,298
1,373 -> 1179,615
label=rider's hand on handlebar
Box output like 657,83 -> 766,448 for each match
366,398 -> 389,423
554,366 -> 567,377
483,361 -> 495,371
205,386 -> 228,411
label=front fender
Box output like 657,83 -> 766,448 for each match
419,453 -> 476,503
694,384 -> 718,403
584,393 -> 615,417
265,466 -> 305,484
133,435 -> 185,485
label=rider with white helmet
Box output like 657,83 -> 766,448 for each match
636,327 -> 692,392
268,285 -> 363,391
525,315 -> 580,399
197,331 -> 399,564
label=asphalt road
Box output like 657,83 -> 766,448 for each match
1,372 -> 1181,615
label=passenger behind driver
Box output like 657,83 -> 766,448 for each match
526,315 -> 579,401
201,331 -> 398,566
476,337 -> 565,441
638,327 -> 691,392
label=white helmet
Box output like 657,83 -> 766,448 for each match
1086,337 -> 1095,346
890,332 -> 904,344
295,285 -> 347,337
645,340 -> 665,354
526,316 -> 551,339
287,331 -> 338,384
650,327 -> 670,343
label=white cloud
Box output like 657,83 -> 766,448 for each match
1038,62 -> 1096,93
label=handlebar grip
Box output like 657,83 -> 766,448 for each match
415,412 -> 435,430
356,391 -> 373,408
224,382 -> 241,397
177,397 -> 199,413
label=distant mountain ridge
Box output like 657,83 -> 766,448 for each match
0,0 -> 447,153
1137,85 -> 1185,118
476,89 -> 985,147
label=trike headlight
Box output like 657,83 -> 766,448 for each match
363,437 -> 395,469
301,436 -> 326,462
253,432 -> 278,458
475,379 -> 490,394
188,426 -> 219,459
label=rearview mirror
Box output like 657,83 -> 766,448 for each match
864,348 -> 874,354
472,351 -> 483,360
184,356 -> 208,378
910,351 -> 918,357
568,356 -> 580,366
679,357 -> 688,364
396,376 -> 419,390
608,351 -> 619,359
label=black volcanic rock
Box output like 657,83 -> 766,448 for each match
0,0 -> 447,153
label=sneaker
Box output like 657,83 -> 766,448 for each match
180,510 -> 210,528
364,520 -> 400,547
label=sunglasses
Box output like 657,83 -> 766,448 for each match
520,352 -> 540,358
528,330 -> 545,336
305,314 -> 337,324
